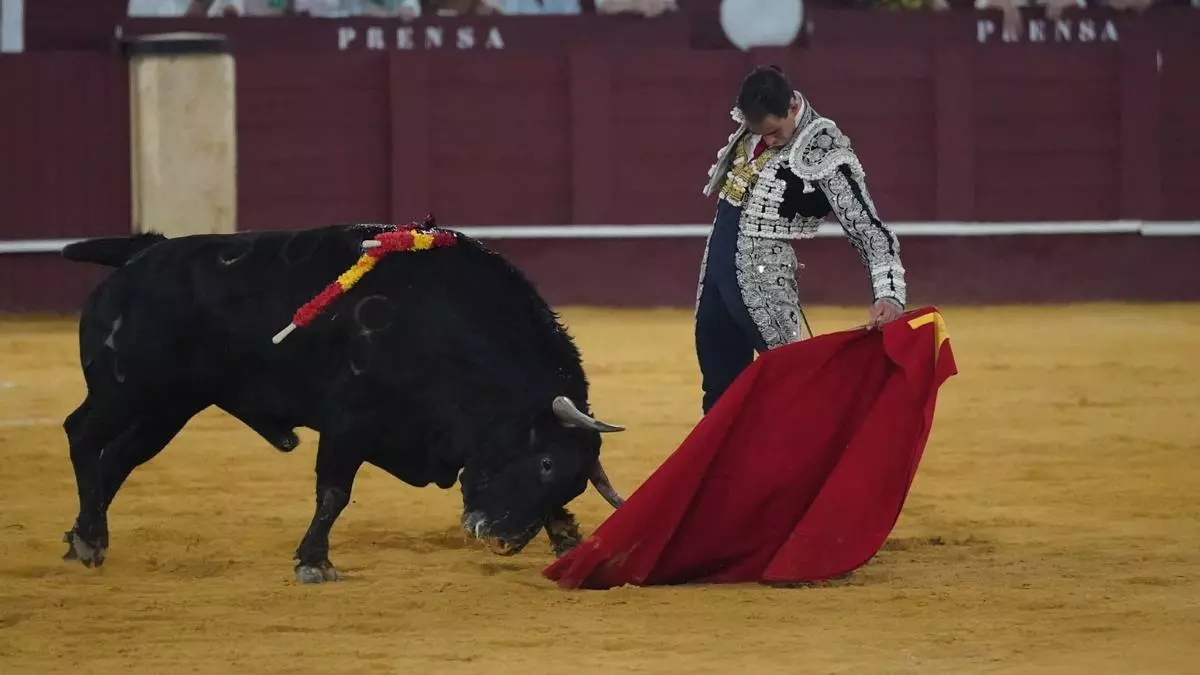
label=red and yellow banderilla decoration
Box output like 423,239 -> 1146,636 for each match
272,223 -> 458,344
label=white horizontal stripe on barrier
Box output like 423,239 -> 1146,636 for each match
1139,222 -> 1200,236
0,221 -> 1196,254
0,238 -> 83,254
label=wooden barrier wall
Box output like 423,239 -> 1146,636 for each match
233,44 -> 1200,230
2,10 -> 1199,311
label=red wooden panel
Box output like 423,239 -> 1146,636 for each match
934,46 -> 975,221
610,163 -> 714,224
0,255 -> 109,314
238,53 -> 387,89
867,188 -> 935,224
236,55 -> 390,230
828,118 -> 935,156
976,152 -> 1119,188
0,54 -> 130,241
852,152 -> 937,190
1160,125 -> 1200,154
973,48 -> 1121,82
792,52 -> 935,222
972,51 -> 1121,220
569,53 -> 614,224
605,50 -> 752,84
389,53 -> 431,224
22,0 -> 124,51
976,118 -> 1120,153
1118,41 -> 1160,219
975,81 -> 1120,118
432,54 -> 566,86
240,196 -> 389,231
794,47 -> 933,82
239,89 -> 390,128
425,55 -> 570,226
975,158 -> 1119,220
610,83 -> 743,123
976,186 -> 1119,221
240,152 -> 393,201
789,83 -> 934,123
239,128 -> 390,165
1160,46 -> 1200,220
606,83 -> 731,224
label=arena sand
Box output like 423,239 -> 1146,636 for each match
1,304 -> 1197,674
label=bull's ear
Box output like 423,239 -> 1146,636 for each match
551,396 -> 625,433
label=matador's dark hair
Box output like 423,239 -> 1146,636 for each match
736,65 -> 794,124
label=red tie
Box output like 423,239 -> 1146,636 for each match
752,137 -> 769,159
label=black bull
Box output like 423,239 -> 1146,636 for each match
58,223 -> 626,583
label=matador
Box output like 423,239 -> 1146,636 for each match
695,65 -> 908,413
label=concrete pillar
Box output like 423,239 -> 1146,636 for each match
1,0 -> 24,53
126,33 -> 236,237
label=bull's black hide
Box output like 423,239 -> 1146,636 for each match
57,223 -> 623,583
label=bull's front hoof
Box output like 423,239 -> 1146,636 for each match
545,513 -> 584,558
63,530 -> 106,568
294,561 -> 340,584
61,530 -> 79,561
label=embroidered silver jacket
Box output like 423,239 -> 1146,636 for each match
702,93 -> 908,307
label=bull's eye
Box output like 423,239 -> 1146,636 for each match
540,457 -> 554,474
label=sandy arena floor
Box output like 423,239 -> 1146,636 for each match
0,304 -> 1197,674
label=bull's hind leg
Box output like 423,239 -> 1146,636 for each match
293,434 -> 363,584
62,396 -> 132,566
63,401 -> 195,567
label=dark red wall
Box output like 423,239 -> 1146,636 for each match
1161,45 -> 1200,220
236,42 -> 1199,229
0,54 -> 130,240
2,10 -> 1199,312
0,54 -> 131,312
9,42 -> 1198,233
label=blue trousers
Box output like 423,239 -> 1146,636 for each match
694,200 -> 771,414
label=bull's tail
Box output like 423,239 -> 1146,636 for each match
61,233 -> 166,267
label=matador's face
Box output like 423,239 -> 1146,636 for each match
748,99 -> 802,148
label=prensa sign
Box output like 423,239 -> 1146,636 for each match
977,17 -> 1119,44
337,25 -> 506,51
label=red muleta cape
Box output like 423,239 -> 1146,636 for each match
543,306 -> 957,589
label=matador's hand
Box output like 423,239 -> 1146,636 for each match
866,299 -> 904,330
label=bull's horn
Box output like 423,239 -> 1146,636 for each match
551,396 -> 624,433
590,460 -> 625,509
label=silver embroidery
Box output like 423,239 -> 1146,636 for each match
741,215 -> 823,240
819,170 -> 907,306
788,117 -> 864,184
739,155 -> 824,239
735,234 -> 804,348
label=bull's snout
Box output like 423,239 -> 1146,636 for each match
462,511 -> 488,540
461,510 -> 534,556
